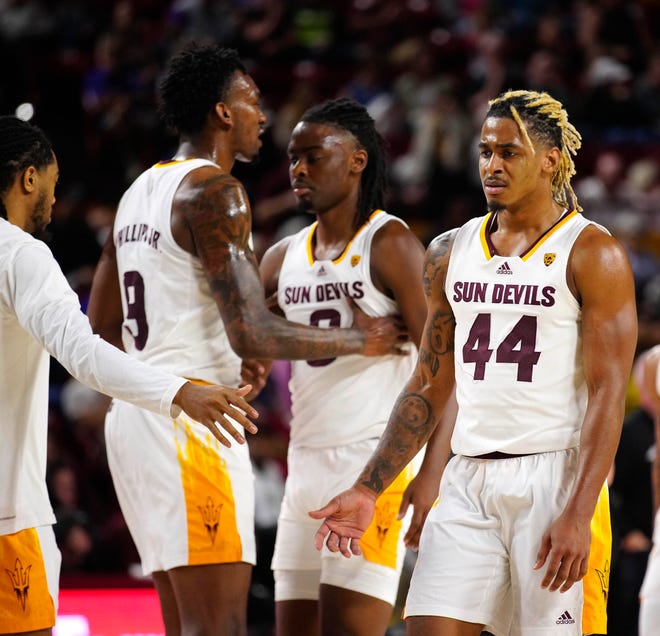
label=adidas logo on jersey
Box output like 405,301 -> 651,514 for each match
496,261 -> 513,275
555,611 -> 575,625
317,265 -> 327,277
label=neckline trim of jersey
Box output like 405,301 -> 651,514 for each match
305,209 -> 384,265
480,209 -> 577,261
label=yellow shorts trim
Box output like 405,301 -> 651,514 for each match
582,482 -> 611,634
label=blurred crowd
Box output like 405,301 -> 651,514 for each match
1,0 -> 659,632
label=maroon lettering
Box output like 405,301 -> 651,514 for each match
351,281 -> 364,299
115,224 -> 161,251
454,281 -> 488,303
541,286 -> 556,307
284,286 -> 311,304
491,284 -> 555,307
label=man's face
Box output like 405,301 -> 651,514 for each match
227,72 -> 267,163
26,157 -> 58,237
287,121 -> 363,215
478,116 -> 548,213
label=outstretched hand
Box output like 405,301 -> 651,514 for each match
309,487 -> 377,558
350,300 -> 409,357
173,382 -> 259,447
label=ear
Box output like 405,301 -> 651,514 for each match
214,102 -> 233,129
542,147 -> 561,175
21,166 -> 38,194
350,148 -> 368,175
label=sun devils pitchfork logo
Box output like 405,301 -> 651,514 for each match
374,501 -> 396,547
596,560 -> 610,603
6,557 -> 31,611
198,496 -> 222,545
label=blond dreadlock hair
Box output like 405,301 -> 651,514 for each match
486,90 -> 583,212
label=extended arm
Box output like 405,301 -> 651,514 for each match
179,168 -> 404,360
398,387 -> 456,549
309,230 -> 459,556
12,241 -> 257,446
535,226 -> 638,591
367,219 -> 449,548
353,230 -> 456,497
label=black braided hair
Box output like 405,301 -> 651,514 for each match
158,44 -> 247,136
0,116 -> 54,220
486,89 -> 583,212
301,97 -> 389,229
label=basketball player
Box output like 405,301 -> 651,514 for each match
86,46 -> 405,636
639,345 -> 660,635
259,98 -> 431,636
0,115 -> 259,636
310,89 -> 637,634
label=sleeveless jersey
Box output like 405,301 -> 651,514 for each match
277,210 -> 416,449
446,210 -> 599,455
113,159 -> 241,386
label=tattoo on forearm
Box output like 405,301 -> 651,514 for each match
360,393 -> 433,494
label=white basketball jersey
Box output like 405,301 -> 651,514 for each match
446,209 -> 599,455
113,159 -> 241,385
278,210 -> 416,448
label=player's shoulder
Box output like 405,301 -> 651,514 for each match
263,233 -> 296,262
426,227 -> 460,261
572,219 -> 627,263
185,162 -> 242,189
0,219 -> 44,255
175,162 -> 249,215
372,214 -> 418,240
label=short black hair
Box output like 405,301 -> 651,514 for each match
158,44 -> 246,136
301,97 -> 388,229
0,116 -> 54,219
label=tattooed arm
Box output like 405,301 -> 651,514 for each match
173,167 -> 405,361
308,229 -> 459,557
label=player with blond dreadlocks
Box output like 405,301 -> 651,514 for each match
310,89 -> 637,635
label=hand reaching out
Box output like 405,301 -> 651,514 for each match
172,382 -> 259,447
308,486 -> 377,558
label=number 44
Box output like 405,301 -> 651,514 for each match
462,313 -> 540,382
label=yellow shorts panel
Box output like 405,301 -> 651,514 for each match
0,527 -> 56,633
361,463 -> 413,569
105,401 -> 255,575
175,417 -> 243,564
